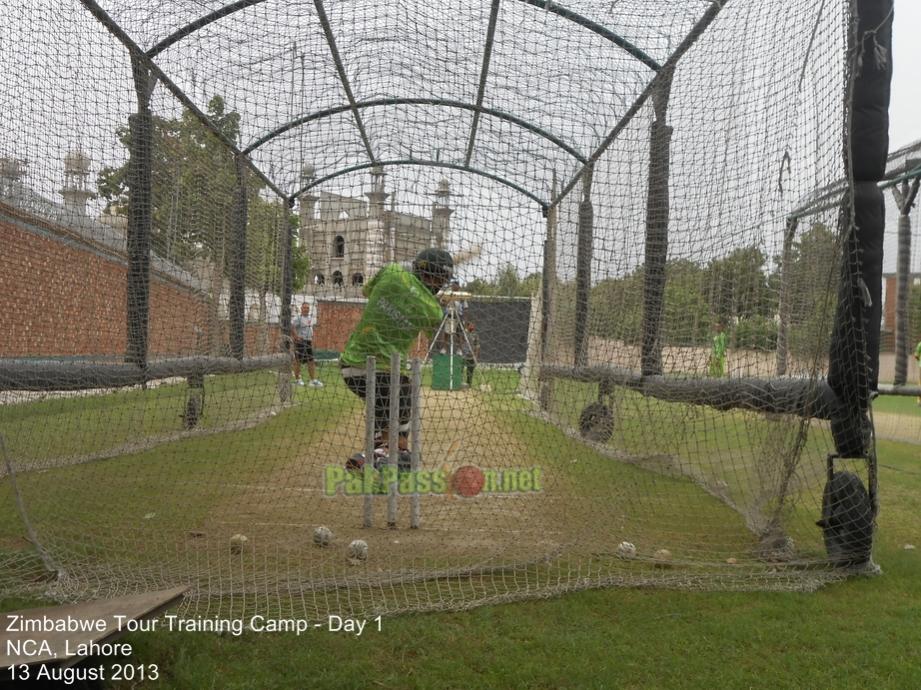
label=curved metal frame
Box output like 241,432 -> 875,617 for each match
516,0 -> 660,71
293,159 -> 549,212
243,98 -> 586,164
147,0 -> 660,69
147,0 -> 265,57
143,0 -> 663,204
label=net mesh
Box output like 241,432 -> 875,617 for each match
0,0 -> 894,619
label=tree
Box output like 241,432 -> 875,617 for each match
781,223 -> 839,364
663,259 -> 711,346
589,268 -> 644,342
98,96 -> 294,353
464,266 -> 540,297
705,245 -> 775,328
98,95 -> 250,270
495,263 -> 522,297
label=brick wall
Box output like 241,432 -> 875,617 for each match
883,275 -> 896,335
1,204 -> 209,359
881,274 -> 921,353
313,300 -> 364,352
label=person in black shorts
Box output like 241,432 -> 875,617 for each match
291,302 -> 323,387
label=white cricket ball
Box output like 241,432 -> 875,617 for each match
347,539 -> 368,564
726,557 -> 738,565
653,548 -> 673,567
616,541 -> 637,558
229,534 -> 248,554
313,526 -> 333,547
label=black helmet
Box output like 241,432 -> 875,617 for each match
412,248 -> 454,283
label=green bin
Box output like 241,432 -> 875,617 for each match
432,354 -> 464,390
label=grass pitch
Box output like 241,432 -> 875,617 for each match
1,367 -> 920,687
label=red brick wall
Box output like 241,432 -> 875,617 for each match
310,299 -> 430,357
313,300 -> 364,352
1,205 -> 208,358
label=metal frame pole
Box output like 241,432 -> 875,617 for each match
539,174 -> 558,410
775,216 -> 799,376
387,352 -> 401,528
640,67 -> 674,376
410,358 -> 422,529
363,356 -> 376,528
892,179 -> 919,385
229,154 -> 248,359
126,55 -> 154,368
574,167 -> 594,368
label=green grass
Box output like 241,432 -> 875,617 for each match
3,439 -> 919,688
2,368 -> 921,687
0,365 -> 356,569
872,393 -> 921,416
0,370 -> 281,464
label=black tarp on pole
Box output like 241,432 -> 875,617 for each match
280,200 -> 294,342
229,154 -> 248,360
539,175 -> 558,410
775,217 -> 799,376
827,0 -> 893,458
892,179 -> 919,384
574,169 -> 593,368
641,68 -> 674,377
126,55 -> 154,369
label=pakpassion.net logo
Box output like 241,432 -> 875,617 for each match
324,465 -> 543,497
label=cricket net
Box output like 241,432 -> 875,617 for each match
0,0 -> 892,619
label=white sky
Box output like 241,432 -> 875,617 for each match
881,1 -> 921,276
888,1 -> 921,149
1,1 -> 918,279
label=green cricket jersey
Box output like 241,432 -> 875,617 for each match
340,264 -> 444,368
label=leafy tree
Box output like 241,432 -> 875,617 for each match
465,266 -> 540,297
589,260 -> 711,346
734,315 -> 778,350
589,268 -> 644,342
99,96 -> 244,269
495,263 -> 522,297
98,95 -> 296,352
465,277 -> 494,296
705,245 -> 776,329
663,259 -> 711,345
780,223 -> 839,364
292,241 -> 311,294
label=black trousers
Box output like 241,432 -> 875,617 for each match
342,370 -> 411,436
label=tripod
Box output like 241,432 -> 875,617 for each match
425,301 -> 478,389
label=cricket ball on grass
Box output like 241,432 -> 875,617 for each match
653,548 -> 673,567
229,534 -> 248,554
616,541 -> 637,558
313,526 -> 333,547
348,539 -> 368,565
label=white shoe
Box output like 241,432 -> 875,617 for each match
309,379 -> 324,388
296,379 -> 305,386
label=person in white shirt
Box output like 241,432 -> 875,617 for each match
290,302 -> 323,387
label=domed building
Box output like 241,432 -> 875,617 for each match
297,166 -> 452,299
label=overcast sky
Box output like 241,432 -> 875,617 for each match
889,1 -> 921,148
2,1 -> 918,279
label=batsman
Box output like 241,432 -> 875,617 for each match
340,248 -> 454,472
